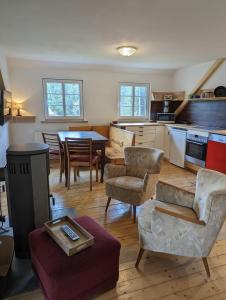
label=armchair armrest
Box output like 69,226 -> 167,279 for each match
155,206 -> 205,225
156,181 -> 195,208
104,163 -> 126,180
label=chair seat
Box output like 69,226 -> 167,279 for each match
49,149 -> 64,156
139,199 -> 197,233
105,176 -> 144,206
70,155 -> 99,163
106,176 -> 144,192
105,147 -> 124,160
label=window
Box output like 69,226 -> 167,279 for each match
119,83 -> 149,119
43,79 -> 84,119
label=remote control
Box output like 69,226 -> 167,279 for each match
61,225 -> 80,241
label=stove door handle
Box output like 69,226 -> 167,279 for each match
186,139 -> 206,146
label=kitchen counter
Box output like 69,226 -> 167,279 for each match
209,130 -> 226,136
113,122 -> 163,127
113,122 -> 226,135
166,124 -> 226,135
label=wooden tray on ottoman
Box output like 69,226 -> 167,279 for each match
44,216 -> 94,256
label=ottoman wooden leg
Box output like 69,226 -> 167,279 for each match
135,248 -> 145,268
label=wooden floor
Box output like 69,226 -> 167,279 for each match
3,161 -> 226,300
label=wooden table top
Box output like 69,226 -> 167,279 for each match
58,131 -> 108,142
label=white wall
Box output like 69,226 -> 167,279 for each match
0,52 -> 10,167
0,122 -> 9,168
173,60 -> 226,96
9,58 -> 174,144
0,51 -> 11,90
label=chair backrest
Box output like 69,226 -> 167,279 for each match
124,147 -> 164,178
193,168 -> 226,224
69,126 -> 93,131
92,125 -> 109,138
65,138 -> 92,162
42,132 -> 62,155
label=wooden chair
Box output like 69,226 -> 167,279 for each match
65,138 -> 99,191
42,132 -> 64,183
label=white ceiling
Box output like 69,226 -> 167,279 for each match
0,0 -> 226,71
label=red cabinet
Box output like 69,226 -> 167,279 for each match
206,134 -> 226,174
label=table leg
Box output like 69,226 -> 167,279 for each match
64,144 -> 68,187
100,143 -> 105,183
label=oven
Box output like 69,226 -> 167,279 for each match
185,130 -> 208,167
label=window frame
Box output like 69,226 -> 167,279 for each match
118,82 -> 150,120
43,78 -> 84,120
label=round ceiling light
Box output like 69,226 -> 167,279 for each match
117,46 -> 137,57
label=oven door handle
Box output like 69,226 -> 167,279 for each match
186,139 -> 207,146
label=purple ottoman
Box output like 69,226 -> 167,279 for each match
29,216 -> 121,300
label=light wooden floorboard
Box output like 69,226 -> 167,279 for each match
2,161 -> 226,300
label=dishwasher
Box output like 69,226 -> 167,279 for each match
169,128 -> 187,168
206,133 -> 226,174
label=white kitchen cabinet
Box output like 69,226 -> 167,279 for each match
164,126 -> 171,159
125,125 -> 165,151
155,126 -> 165,150
169,128 -> 186,168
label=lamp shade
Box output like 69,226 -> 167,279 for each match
117,46 -> 137,57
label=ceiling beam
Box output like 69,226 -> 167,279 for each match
191,57 -> 225,96
175,58 -> 225,116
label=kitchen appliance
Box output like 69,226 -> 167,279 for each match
206,133 -> 226,174
214,86 -> 226,98
169,128 -> 186,168
185,130 -> 208,167
163,95 -> 173,100
163,100 -> 170,113
156,113 -> 175,123
6,143 -> 51,258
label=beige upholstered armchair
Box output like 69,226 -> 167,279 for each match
104,147 -> 164,223
136,168 -> 226,277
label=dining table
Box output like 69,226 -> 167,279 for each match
58,131 -> 108,186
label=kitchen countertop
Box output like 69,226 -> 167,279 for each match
113,122 -> 163,127
113,122 -> 226,135
166,124 -> 226,135
209,130 -> 226,136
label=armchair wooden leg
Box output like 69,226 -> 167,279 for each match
77,167 -> 80,176
135,248 -> 145,268
74,168 -> 77,182
90,167 -> 92,191
105,197 -> 111,212
96,161 -> 99,182
133,205 -> 137,223
67,166 -> 71,190
202,257 -> 210,277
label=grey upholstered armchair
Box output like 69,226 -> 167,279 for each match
136,168 -> 226,277
104,147 -> 164,223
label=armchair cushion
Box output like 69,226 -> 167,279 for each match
105,176 -> 144,206
105,176 -> 144,192
104,164 -> 126,180
138,200 -> 206,257
156,181 -> 194,208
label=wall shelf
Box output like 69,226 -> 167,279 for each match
186,97 -> 226,101
12,116 -> 36,122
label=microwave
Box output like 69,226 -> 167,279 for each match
156,113 -> 175,123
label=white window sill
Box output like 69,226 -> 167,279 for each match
41,119 -> 88,123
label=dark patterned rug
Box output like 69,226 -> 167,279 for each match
0,207 -> 76,299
